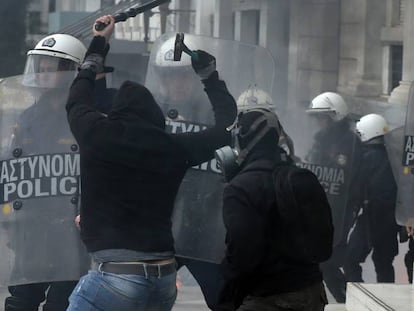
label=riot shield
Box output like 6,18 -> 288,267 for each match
394,82 -> 414,225
291,115 -> 359,246
0,73 -> 90,286
145,33 -> 275,263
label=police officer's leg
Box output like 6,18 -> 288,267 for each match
405,237 -> 414,283
371,227 -> 398,283
42,280 -> 78,311
320,246 -> 347,303
177,257 -> 222,309
343,214 -> 371,282
5,283 -> 49,311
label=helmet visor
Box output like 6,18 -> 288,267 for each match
23,55 -> 77,88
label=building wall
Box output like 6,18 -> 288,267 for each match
337,0 -> 387,97
287,0 -> 341,109
25,0 -> 413,117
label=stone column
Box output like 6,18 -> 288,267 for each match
195,0 -> 214,36
337,0 -> 386,97
389,0 -> 414,104
176,0 -> 191,33
233,0 -> 260,43
213,0 -> 233,40
234,10 -> 259,44
41,0 -> 50,33
259,0 -> 290,109
287,0 -> 341,108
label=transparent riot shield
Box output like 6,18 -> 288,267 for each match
394,83 -> 414,225
145,33 -> 275,263
292,115 -> 359,246
0,73 -> 90,286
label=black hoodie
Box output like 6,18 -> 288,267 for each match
66,69 -> 236,253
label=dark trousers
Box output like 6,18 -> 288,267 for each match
343,212 -> 398,283
320,245 -> 347,303
405,237 -> 414,283
176,257 -> 222,310
236,282 -> 327,311
5,281 -> 77,311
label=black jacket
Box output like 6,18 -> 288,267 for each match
359,143 -> 397,207
306,118 -> 361,167
357,142 -> 398,241
218,149 -> 322,310
66,69 -> 236,253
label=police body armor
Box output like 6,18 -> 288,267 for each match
145,33 -> 276,263
0,73 -> 90,286
295,117 -> 359,246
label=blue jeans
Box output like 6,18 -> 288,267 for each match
67,270 -> 177,311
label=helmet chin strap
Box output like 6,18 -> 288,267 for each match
235,109 -> 282,166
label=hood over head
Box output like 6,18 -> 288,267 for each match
111,80 -> 166,129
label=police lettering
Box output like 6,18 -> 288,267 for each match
166,120 -> 221,174
319,181 -> 341,195
404,136 -> 414,166
0,153 -> 80,203
298,163 -> 345,195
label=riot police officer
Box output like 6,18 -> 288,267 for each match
4,33 -> 113,311
306,92 -> 361,303
344,114 -> 399,283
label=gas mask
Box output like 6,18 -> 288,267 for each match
215,109 -> 282,182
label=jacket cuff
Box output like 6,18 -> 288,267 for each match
75,69 -> 96,82
201,70 -> 218,83
202,71 -> 225,90
85,36 -> 107,58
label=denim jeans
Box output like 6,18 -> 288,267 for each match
67,270 -> 177,311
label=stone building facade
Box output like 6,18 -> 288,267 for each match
26,0 -> 413,125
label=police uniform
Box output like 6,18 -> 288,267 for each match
343,140 -> 399,283
306,118 -> 362,303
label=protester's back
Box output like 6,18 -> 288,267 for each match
216,109 -> 327,310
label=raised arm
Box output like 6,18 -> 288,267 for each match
66,15 -> 114,144
172,50 -> 237,166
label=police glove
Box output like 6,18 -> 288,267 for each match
191,50 -> 216,80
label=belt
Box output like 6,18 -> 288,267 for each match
98,260 -> 176,277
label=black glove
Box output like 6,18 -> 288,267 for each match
191,50 -> 216,80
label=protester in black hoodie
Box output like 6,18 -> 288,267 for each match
65,16 -> 236,311
215,109 -> 327,310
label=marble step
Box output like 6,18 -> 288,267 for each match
325,304 -> 346,310
346,283 -> 413,311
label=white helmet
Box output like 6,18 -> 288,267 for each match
27,34 -> 86,65
237,87 -> 275,112
23,34 -> 86,88
356,113 -> 389,142
154,35 -> 193,68
307,92 -> 348,121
